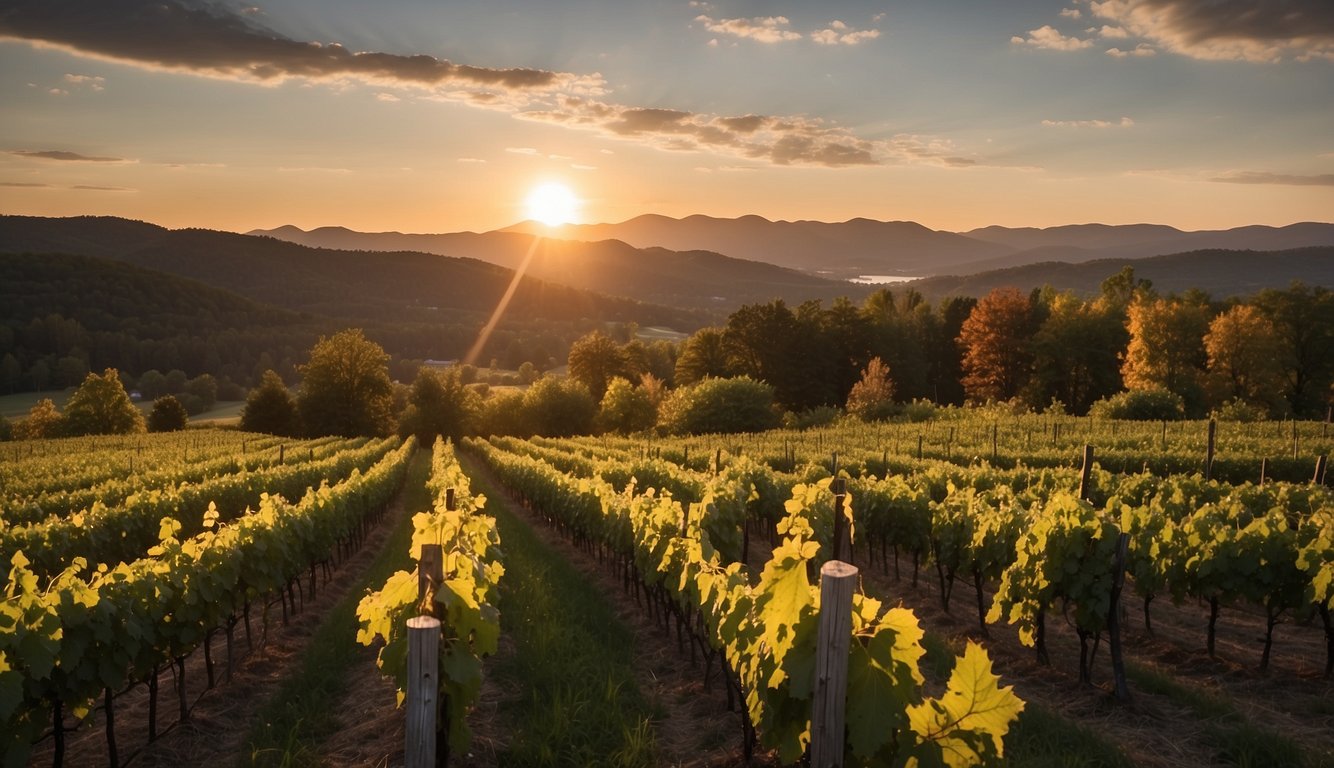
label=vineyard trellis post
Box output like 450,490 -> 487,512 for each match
810,560 -> 857,768
1205,419 -> 1216,481
406,615 -> 442,768
417,542 -> 450,766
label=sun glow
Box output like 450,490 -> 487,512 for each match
524,181 -> 579,226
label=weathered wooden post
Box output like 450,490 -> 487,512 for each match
406,616 -> 442,768
1205,419 -> 1216,481
831,477 -> 850,564
1315,455 -> 1328,486
1078,445 -> 1095,502
810,561 -> 857,768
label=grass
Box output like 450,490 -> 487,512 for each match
242,448 -> 431,767
1126,662 -> 1333,768
1002,703 -> 1137,768
468,467 -> 660,768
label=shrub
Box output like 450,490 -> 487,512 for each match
147,395 -> 189,432
658,376 -> 779,435
1088,387 -> 1186,421
1211,398 -> 1269,422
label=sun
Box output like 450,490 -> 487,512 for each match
524,181 -> 579,227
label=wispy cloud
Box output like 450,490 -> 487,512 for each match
505,147 -> 540,156
71,184 -> 133,191
694,15 -> 802,44
0,0 -> 960,170
811,20 -> 880,46
1041,117 -> 1135,128
1211,171 -> 1334,186
1011,25 -> 1093,51
0,181 -> 54,188
1088,0 -> 1334,62
0,0 -> 602,98
456,157 -> 487,164
10,149 -> 127,162
1106,43 -> 1157,57
1060,8 -> 1083,19
63,72 -> 105,90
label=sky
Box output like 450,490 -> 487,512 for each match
1,0 -> 1332,234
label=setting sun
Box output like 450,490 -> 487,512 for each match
524,182 -> 579,227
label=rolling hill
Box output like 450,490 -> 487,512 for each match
905,247 -> 1334,300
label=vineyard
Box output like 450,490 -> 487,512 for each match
1,430 -> 414,767
2,415 -> 1331,767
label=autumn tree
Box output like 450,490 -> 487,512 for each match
13,398 -> 63,440
846,357 -> 897,421
957,288 -> 1038,403
147,395 -> 188,432
397,366 -> 480,443
1122,295 -> 1211,416
674,327 -> 733,386
1204,304 -> 1285,413
63,368 -> 145,436
241,369 -> 299,436
567,330 -> 627,401
296,329 -> 394,437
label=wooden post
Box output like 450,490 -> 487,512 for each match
406,616 -> 442,768
916,434 -> 923,461
1292,420 -> 1300,460
445,488 -> 456,511
831,478 -> 850,563
1205,419 -> 1216,481
418,544 -> 444,614
810,561 -> 857,768
1078,445 -> 1095,502
1316,455 -> 1329,486
991,423 -> 998,460
1107,532 -> 1131,704
1260,457 -> 1268,487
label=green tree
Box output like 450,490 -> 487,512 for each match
55,354 -> 89,388
1122,295 -> 1211,416
63,368 -> 145,436
183,373 -> 218,414
846,357 -> 897,421
0,415 -> 12,442
1252,283 -> 1334,417
164,368 -> 188,394
0,353 -> 20,394
1024,293 -> 1125,414
241,369 -> 299,436
478,389 -> 530,438
658,376 -> 780,435
522,376 -> 596,437
567,330 -> 626,401
296,329 -> 394,437
597,377 -> 657,434
957,288 -> 1037,403
137,369 -> 167,399
674,327 -> 733,386
14,398 -> 63,440
397,367 -> 480,444
147,395 -> 189,432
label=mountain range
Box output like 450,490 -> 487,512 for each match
251,215 -> 1334,288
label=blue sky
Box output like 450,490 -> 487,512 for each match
1,0 -> 1331,233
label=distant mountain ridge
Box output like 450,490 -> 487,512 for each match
253,215 -> 1334,282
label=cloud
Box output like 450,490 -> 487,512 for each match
1088,0 -> 1334,62
71,184 -> 133,191
456,157 -> 486,164
570,163 -> 596,170
1211,171 -> 1334,186
10,149 -> 126,162
694,15 -> 802,43
63,72 -> 105,90
0,0 -> 602,99
0,0 -> 975,170
374,92 -> 399,102
1011,25 -> 1094,50
1060,8 -> 1083,19
1106,43 -> 1158,57
1041,116 -> 1135,128
1099,25 -> 1130,38
812,21 -> 881,46
0,181 -> 54,188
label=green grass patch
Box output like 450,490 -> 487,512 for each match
1002,703 -> 1136,768
471,470 -> 659,768
1126,661 -> 1333,768
242,448 -> 431,767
